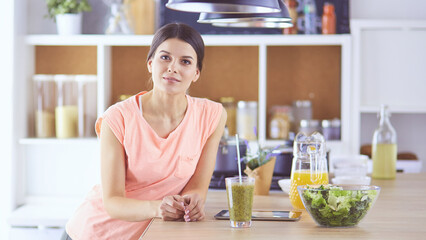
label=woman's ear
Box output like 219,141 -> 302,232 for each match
192,69 -> 200,83
147,58 -> 153,73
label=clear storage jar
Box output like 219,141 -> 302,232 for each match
76,75 -> 97,137
292,100 -> 312,133
299,119 -> 320,135
269,105 -> 292,140
55,74 -> 78,138
220,97 -> 237,136
33,74 -> 56,138
237,101 -> 258,141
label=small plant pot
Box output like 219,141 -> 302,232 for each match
244,157 -> 276,195
55,13 -> 82,35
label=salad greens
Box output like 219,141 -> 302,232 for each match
302,185 -> 378,227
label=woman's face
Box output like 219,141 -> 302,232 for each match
147,38 -> 200,95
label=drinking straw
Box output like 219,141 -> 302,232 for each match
235,134 -> 242,184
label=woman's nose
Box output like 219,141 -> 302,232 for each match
167,60 -> 178,73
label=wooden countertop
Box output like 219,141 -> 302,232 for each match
141,173 -> 426,240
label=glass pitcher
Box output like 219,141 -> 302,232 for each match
289,132 -> 329,209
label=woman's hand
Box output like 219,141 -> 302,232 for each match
159,195 -> 186,221
182,193 -> 205,222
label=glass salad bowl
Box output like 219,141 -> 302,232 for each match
297,184 -> 380,227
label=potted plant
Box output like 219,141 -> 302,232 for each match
243,143 -> 280,195
45,0 -> 92,35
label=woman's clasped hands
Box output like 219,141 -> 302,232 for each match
159,193 -> 205,222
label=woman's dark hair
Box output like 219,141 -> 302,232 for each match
147,23 -> 205,71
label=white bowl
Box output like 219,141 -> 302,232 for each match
278,179 -> 291,194
332,176 -> 371,185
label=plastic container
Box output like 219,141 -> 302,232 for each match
76,75 -> 97,137
33,74 -> 56,138
220,97 -> 237,136
332,155 -> 369,177
55,74 -> 78,138
269,105 -> 292,140
237,101 -> 258,141
299,119 -> 320,135
322,118 -> 340,140
331,118 -> 341,140
292,100 -> 312,132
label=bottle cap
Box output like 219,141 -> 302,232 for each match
238,101 -> 257,108
323,3 -> 335,13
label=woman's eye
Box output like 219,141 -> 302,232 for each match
182,59 -> 191,65
160,55 -> 170,60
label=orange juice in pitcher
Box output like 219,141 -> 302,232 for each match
289,132 -> 329,210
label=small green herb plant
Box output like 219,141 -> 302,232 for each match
242,143 -> 279,170
45,0 -> 92,19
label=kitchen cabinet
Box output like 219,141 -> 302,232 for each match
351,20 -> 426,170
10,34 -> 351,232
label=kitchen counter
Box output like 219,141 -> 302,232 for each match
141,173 -> 426,239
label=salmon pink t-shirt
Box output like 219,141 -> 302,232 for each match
66,92 -> 223,240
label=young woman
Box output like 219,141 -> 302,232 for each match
63,23 -> 227,240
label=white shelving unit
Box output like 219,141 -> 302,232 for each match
23,33 -> 352,147
12,34 -> 352,231
351,20 -> 426,170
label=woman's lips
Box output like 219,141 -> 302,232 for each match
163,76 -> 180,83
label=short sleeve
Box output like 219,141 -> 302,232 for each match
95,104 -> 125,145
204,101 -> 224,139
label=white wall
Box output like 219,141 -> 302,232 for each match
351,0 -> 426,20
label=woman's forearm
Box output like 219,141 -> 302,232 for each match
104,196 -> 162,222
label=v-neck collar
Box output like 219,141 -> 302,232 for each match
133,92 -> 192,141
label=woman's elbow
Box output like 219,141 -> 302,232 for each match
103,197 -> 121,219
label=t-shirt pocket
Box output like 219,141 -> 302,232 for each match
174,152 -> 199,179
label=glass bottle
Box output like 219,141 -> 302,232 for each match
303,0 -> 317,34
283,0 -> 298,35
321,2 -> 336,34
372,105 -> 397,179
289,132 -> 328,209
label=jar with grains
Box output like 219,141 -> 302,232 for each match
237,101 -> 258,141
55,74 -> 78,138
34,74 -> 56,138
269,105 -> 292,140
220,97 -> 237,136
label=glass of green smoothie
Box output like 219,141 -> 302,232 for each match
225,176 -> 255,228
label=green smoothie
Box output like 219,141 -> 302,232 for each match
226,182 -> 254,222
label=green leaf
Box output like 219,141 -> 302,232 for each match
45,0 -> 92,19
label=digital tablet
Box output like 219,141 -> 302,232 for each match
214,210 -> 302,221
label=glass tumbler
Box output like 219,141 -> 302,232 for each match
225,176 -> 255,228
